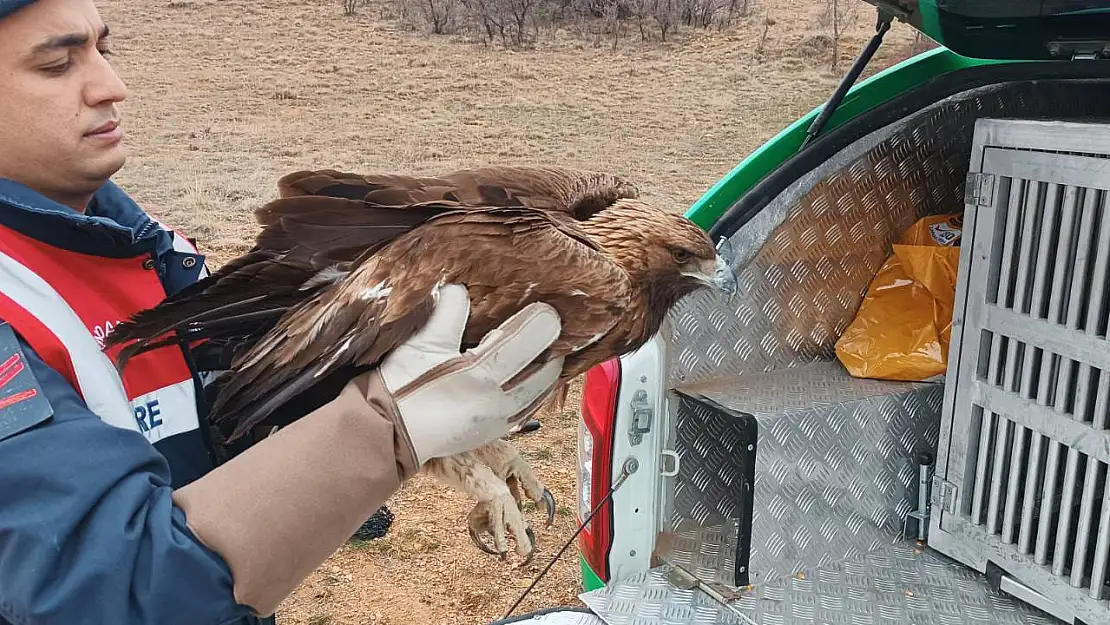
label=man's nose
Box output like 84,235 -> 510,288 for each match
84,53 -> 129,107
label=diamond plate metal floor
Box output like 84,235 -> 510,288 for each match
678,360 -> 931,419
579,541 -> 1061,625
665,360 -> 944,588
655,519 -> 740,587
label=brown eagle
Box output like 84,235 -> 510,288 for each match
105,165 -> 737,565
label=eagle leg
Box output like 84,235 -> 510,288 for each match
467,439 -> 557,568
486,441 -> 557,529
465,496 -> 537,566
424,451 -> 537,563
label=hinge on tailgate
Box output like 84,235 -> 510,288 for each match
965,172 -> 996,207
1046,39 -> 1110,61
629,389 -> 652,446
931,476 -> 959,514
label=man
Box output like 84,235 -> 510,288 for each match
0,0 -> 566,623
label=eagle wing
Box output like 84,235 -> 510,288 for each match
110,163 -> 637,353
276,165 -> 640,222
105,193 -> 457,367
203,204 -> 631,441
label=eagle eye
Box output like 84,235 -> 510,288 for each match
671,249 -> 693,264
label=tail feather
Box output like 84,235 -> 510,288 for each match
540,380 -> 571,415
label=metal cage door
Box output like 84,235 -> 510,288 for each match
930,119 -> 1110,625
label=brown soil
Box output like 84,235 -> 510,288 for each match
96,0 -> 919,622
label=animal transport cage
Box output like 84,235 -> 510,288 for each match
928,118 -> 1110,625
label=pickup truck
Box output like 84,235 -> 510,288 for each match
493,2 -> 1110,624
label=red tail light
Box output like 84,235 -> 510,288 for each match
577,357 -> 620,581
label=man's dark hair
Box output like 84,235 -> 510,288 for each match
0,0 -> 37,21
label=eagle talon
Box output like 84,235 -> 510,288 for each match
542,489 -> 556,527
468,526 -> 501,557
517,526 -> 537,568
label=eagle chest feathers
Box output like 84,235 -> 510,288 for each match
104,165 -> 736,442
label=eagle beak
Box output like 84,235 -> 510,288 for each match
713,236 -> 738,302
684,255 -> 738,300
714,253 -> 738,301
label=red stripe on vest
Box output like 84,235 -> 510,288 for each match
0,291 -> 80,394
0,223 -> 193,401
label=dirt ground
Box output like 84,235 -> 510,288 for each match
97,0 -> 920,622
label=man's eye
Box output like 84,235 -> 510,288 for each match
42,60 -> 70,74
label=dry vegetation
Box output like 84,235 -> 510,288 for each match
99,0 -> 925,622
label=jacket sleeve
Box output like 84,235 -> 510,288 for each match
0,327 -> 254,625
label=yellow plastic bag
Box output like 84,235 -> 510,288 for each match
835,213 -> 963,382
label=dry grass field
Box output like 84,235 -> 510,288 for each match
97,0 -> 923,622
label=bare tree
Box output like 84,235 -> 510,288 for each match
677,0 -> 719,28
754,13 -> 773,58
652,0 -> 678,41
821,0 -> 858,71
506,0 -> 539,46
603,0 -> 623,50
718,0 -> 749,29
459,0 -> 503,44
694,0 -> 716,29
632,0 -> 650,40
420,0 -> 457,33
377,0 -> 675,48
450,0 -> 540,47
343,0 -> 359,16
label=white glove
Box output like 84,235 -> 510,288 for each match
378,283 -> 564,465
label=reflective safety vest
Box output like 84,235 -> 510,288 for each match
0,218 -> 218,487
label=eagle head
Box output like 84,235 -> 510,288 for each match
582,198 -> 739,308
643,208 -> 738,303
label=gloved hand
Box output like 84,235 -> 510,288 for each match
173,283 -> 564,618
375,283 -> 564,465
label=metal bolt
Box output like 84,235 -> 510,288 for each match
630,550 -> 637,557
624,457 -> 640,474
747,445 -> 754,451
739,566 -> 746,573
640,375 -> 647,383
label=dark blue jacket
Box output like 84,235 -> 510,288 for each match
0,178 -> 272,625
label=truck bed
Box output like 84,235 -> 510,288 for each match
581,540 -> 1053,624
574,363 -> 1053,624
569,80 -> 1110,625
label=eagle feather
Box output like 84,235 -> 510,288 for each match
105,165 -> 734,444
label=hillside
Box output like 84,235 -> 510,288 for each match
97,0 -> 923,622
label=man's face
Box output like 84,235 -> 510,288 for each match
0,0 -> 128,210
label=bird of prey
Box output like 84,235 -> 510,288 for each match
104,165 -> 737,565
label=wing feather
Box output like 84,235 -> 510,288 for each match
108,166 -> 643,442
275,165 -> 639,221
104,196 -> 457,361
206,205 -> 631,439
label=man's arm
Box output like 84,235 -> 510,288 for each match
171,369 -> 421,616
0,329 -> 255,625
173,284 -> 564,616
0,284 -> 563,622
